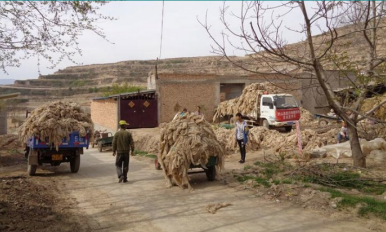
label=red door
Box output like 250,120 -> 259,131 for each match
120,99 -> 141,128
120,94 -> 158,129
139,99 -> 158,128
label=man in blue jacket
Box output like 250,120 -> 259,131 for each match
235,113 -> 249,163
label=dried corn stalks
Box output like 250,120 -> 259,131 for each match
206,203 -> 232,214
213,82 -> 280,121
158,113 -> 224,190
215,126 -> 339,156
18,101 -> 94,151
299,107 -> 317,126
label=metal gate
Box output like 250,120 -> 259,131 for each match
120,92 -> 158,129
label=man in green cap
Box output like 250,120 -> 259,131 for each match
112,120 -> 134,183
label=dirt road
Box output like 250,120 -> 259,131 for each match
31,148 -> 381,232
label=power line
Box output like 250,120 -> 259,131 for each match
159,1 -> 165,59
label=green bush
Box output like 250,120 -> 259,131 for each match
101,83 -> 145,97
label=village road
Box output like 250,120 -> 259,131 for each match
41,149 -> 381,232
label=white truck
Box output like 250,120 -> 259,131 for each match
225,92 -> 300,131
245,93 -> 300,131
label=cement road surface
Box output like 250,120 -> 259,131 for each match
38,149 -> 382,232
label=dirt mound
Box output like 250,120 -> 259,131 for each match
18,101 -> 94,150
0,134 -> 20,149
131,129 -> 160,154
159,113 -> 224,189
0,175 -> 83,232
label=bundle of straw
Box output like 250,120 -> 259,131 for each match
158,113 -> 224,189
18,101 -> 94,151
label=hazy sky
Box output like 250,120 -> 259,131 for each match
0,1 -> 309,81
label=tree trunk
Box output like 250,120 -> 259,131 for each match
347,123 -> 366,167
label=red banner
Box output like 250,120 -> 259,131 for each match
275,108 -> 301,122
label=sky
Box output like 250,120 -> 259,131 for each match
0,1 -> 310,81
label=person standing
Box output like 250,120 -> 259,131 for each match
112,120 -> 135,183
235,113 -> 249,163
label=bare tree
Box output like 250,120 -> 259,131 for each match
200,1 -> 386,167
0,1 -> 115,73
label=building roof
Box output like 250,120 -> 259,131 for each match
92,90 -> 156,101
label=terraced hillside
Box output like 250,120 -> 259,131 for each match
1,19 -> 385,107
10,56 -> 248,91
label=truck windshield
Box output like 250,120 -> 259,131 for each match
273,96 -> 298,109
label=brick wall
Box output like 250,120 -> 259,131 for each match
91,99 -> 118,131
158,82 -> 217,123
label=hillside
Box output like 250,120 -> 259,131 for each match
1,19 -> 385,107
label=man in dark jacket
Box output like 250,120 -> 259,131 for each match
112,120 -> 135,183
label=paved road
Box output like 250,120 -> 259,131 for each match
38,149 -> 382,232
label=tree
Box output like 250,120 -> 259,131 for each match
200,1 -> 386,167
0,1 -> 114,73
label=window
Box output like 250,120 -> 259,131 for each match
262,97 -> 273,106
273,95 -> 298,109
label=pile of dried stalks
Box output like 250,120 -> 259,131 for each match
215,126 -> 338,157
299,107 -> 317,126
158,113 -> 224,189
213,82 -> 280,121
206,203 -> 232,214
361,92 -> 386,121
18,101 -> 93,150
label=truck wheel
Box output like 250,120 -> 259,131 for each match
27,164 -> 37,176
205,166 -> 216,181
319,120 -> 328,127
70,155 -> 80,173
285,126 -> 292,132
262,119 -> 269,129
98,142 -> 103,152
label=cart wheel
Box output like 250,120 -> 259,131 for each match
27,164 -> 37,176
284,126 -> 292,132
205,166 -> 216,181
155,159 -> 162,170
98,142 -> 103,152
319,120 -> 328,127
70,155 -> 80,173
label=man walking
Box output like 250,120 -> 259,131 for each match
235,113 -> 249,163
112,120 -> 134,183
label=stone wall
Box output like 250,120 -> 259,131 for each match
90,98 -> 118,131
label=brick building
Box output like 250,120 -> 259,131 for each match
154,73 -> 302,123
91,70 -> 353,131
91,90 -> 157,132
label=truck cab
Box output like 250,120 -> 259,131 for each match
246,93 -> 300,131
